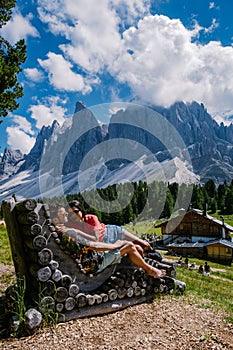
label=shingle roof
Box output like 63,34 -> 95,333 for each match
156,209 -> 233,232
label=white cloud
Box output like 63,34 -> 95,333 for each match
111,15 -> 233,115
6,116 -> 36,154
209,2 -> 220,10
24,68 -> 44,82
209,2 -> 215,9
28,96 -> 67,129
204,18 -> 219,34
38,52 -> 92,93
0,10 -> 39,42
38,0 -> 149,73
36,1 -> 233,117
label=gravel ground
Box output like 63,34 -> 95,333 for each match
0,263 -> 233,350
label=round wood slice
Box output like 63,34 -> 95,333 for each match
17,211 -> 39,225
108,289 -> 118,301
69,284 -> 80,297
65,297 -> 76,311
86,294 -> 95,306
75,293 -> 87,308
55,287 -> 68,303
37,266 -> 52,282
15,199 -> 37,212
38,248 -> 53,265
40,296 -> 55,313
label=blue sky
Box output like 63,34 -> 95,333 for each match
0,0 -> 233,154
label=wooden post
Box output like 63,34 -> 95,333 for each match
2,198 -> 28,279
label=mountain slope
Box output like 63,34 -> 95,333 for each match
0,100 -> 232,201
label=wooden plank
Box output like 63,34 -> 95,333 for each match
59,295 -> 153,322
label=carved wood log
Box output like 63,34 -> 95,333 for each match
86,294 -> 95,306
133,268 -> 145,280
51,269 -> 63,283
153,261 -> 176,277
140,280 -> 148,288
25,308 -> 42,331
124,276 -> 133,288
69,284 -> 80,297
99,293 -> 108,303
15,199 -> 37,212
75,293 -> 87,308
17,211 -> 39,225
134,286 -> 142,297
40,296 -> 55,313
20,223 -> 43,236
37,266 -> 52,282
3,197 -> 183,323
174,279 -> 186,292
126,287 -> 134,298
56,303 -> 64,312
117,287 -> 127,299
55,287 -> 68,303
107,289 -> 118,301
94,294 -> 102,304
109,276 -> 125,288
47,236 -> 116,292
49,260 -> 59,271
60,274 -> 72,288
141,288 -> 146,296
24,235 -> 47,250
42,203 -> 51,219
38,248 -> 53,265
161,258 -> 176,267
65,297 -> 76,311
40,280 -> 56,296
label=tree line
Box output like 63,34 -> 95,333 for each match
41,179 -> 233,226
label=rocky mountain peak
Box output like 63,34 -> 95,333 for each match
0,148 -> 24,179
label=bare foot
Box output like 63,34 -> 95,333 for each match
141,240 -> 153,251
147,267 -> 166,279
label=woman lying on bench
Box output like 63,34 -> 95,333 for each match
53,206 -> 166,279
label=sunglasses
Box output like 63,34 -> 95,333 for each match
73,209 -> 81,214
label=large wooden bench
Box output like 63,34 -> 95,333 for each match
2,197 -> 184,323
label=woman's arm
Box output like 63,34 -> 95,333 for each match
55,225 -> 97,242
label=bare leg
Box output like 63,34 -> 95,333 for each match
119,242 -> 166,278
123,229 -> 152,250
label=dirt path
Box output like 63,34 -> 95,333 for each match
0,264 -> 233,350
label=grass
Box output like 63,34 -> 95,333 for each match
124,219 -> 162,236
0,226 -> 13,265
209,211 -> 233,227
164,254 -> 233,323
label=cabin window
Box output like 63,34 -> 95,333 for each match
226,248 -> 231,254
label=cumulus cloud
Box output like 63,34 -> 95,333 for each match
36,0 -> 233,117
114,15 -> 233,115
6,116 -> 36,154
0,9 -> 39,42
24,68 -> 44,82
38,52 -> 92,93
28,96 -> 67,129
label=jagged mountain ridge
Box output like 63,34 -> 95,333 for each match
0,100 -> 233,201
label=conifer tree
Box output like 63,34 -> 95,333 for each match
0,0 -> 26,121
